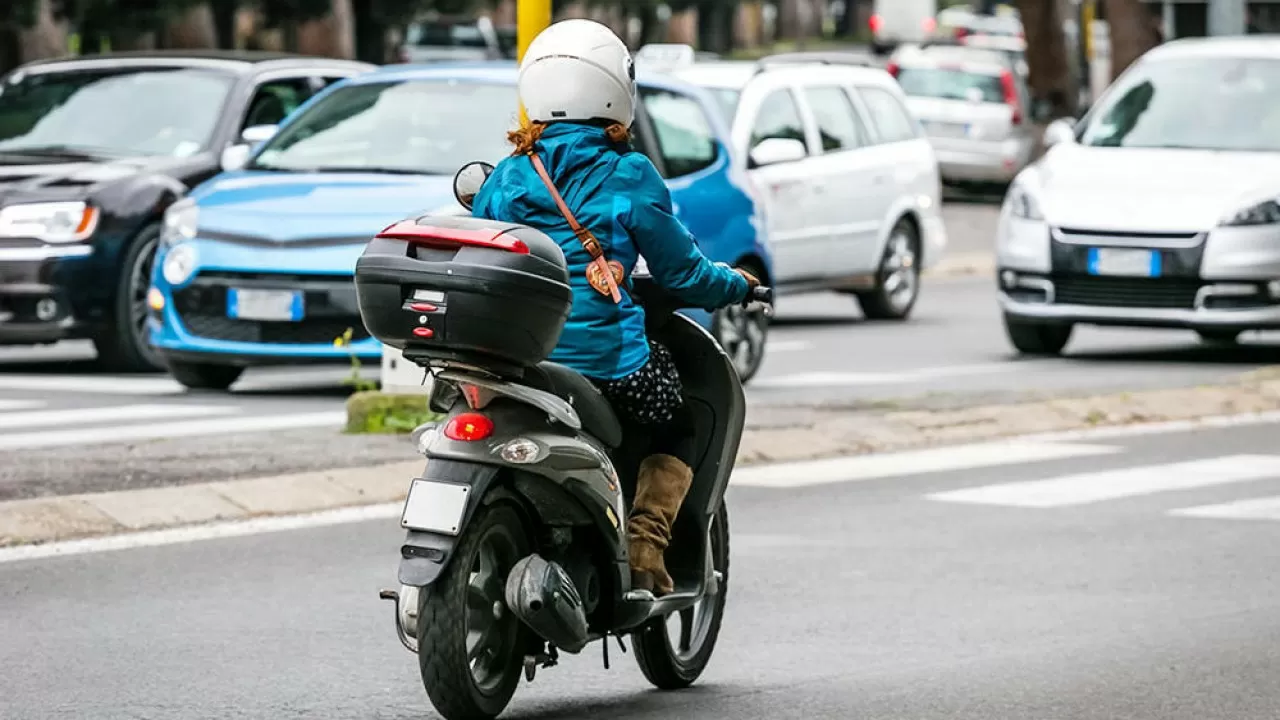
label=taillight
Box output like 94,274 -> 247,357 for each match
869,14 -> 882,33
886,61 -> 899,78
376,222 -> 531,254
999,69 -> 1022,125
955,27 -> 970,40
922,17 -> 937,34
443,412 -> 494,442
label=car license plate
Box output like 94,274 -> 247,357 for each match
1087,248 -> 1161,278
227,288 -> 304,322
401,479 -> 470,536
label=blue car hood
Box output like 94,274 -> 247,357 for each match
192,170 -> 457,242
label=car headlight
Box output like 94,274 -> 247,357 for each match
1222,199 -> 1280,227
0,201 -> 99,243
161,198 -> 199,246
162,243 -> 198,286
1004,182 -> 1044,221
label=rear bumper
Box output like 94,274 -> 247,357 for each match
931,139 -> 1033,184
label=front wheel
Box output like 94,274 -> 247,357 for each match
1004,314 -> 1073,356
168,360 -> 244,391
1197,329 -> 1241,345
632,502 -> 730,690
94,223 -> 165,372
417,503 -> 531,720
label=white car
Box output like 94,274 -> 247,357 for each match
669,55 -> 948,322
996,37 -> 1280,355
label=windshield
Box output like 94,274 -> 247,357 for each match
1080,57 -> 1280,152
0,67 -> 235,158
250,80 -> 519,175
895,67 -> 1006,104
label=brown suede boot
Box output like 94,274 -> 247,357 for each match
627,454 -> 693,596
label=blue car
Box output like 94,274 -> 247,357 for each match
148,63 -> 774,391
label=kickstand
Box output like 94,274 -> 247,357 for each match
601,635 -> 610,670
615,634 -> 628,654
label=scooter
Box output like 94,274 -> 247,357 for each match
368,162 -> 773,720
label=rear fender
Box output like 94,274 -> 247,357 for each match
397,459 -> 502,587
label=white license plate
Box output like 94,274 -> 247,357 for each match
1087,248 -> 1161,278
401,479 -> 470,535
227,288 -> 304,322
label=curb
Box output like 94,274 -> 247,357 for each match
5,370 -> 1280,550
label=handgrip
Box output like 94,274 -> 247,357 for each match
742,284 -> 774,308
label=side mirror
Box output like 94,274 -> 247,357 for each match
1042,117 -> 1077,148
749,137 -> 807,168
220,144 -> 252,172
220,124 -> 280,172
241,124 -> 279,145
453,161 -> 494,211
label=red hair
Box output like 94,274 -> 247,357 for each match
508,121 -> 632,155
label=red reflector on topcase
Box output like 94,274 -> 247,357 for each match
376,222 -> 530,254
444,412 -> 494,442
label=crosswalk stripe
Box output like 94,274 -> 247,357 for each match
0,375 -> 182,395
927,454 -> 1280,508
732,440 -> 1121,488
0,411 -> 348,451
0,399 -> 46,411
0,404 -> 238,430
1170,496 -> 1280,520
749,362 -> 1017,389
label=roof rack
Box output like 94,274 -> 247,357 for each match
753,51 -> 876,74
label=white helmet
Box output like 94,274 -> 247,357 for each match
518,19 -> 635,127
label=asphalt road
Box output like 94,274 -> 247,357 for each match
7,419 -> 1280,719
1,199 -> 1278,498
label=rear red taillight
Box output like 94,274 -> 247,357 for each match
869,14 -> 882,33
376,222 -> 530,254
922,17 -> 937,34
886,61 -> 899,78
999,69 -> 1022,125
955,27 -> 970,40
444,412 -> 494,442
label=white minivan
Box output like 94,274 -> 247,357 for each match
871,0 -> 939,54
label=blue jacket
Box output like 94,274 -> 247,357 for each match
472,123 -> 748,381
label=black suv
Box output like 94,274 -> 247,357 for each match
0,51 -> 373,371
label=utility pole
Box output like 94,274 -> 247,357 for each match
517,0 -> 552,125
1207,0 -> 1247,36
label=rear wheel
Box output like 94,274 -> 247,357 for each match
1004,314 -> 1073,356
417,503 -> 531,720
711,261 -> 769,383
857,218 -> 921,321
168,360 -> 244,391
632,502 -> 730,690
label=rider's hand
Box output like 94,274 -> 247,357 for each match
735,268 -> 760,289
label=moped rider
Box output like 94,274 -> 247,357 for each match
470,19 -> 757,596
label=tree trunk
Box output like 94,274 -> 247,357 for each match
778,0 -> 803,40
164,3 -> 219,49
1013,0 -> 1076,118
297,0 -> 355,58
1104,0 -> 1158,80
18,0 -> 67,63
351,0 -> 387,64
212,2 -> 240,49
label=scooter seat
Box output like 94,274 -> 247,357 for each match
524,362 -> 623,449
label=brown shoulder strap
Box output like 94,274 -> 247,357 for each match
527,152 -> 622,303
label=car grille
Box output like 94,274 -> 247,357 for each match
173,272 -> 370,345
1052,275 -> 1201,310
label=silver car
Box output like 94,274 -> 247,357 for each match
889,45 -> 1036,187
996,37 -> 1280,355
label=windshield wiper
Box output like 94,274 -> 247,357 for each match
305,165 -> 438,175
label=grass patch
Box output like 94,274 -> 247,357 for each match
345,391 -> 440,434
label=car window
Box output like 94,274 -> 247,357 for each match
1079,57 -> 1280,152
895,67 -> 1006,104
748,88 -> 806,150
250,80 -> 519,174
243,77 -> 314,129
803,86 -> 869,152
639,87 -> 718,179
857,86 -> 919,143
0,66 -> 235,157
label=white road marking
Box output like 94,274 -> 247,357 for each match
732,440 -> 1120,488
0,399 -> 46,411
0,503 -> 402,564
1170,496 -> 1280,521
0,403 -> 238,430
750,362 -> 1017,389
0,411 -> 347,451
928,455 -> 1280,508
764,339 -> 812,353
0,374 -> 183,395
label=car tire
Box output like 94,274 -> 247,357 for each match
711,260 -> 769,384
1004,314 -> 1073,356
168,360 -> 244,392
94,223 -> 166,373
857,218 -> 921,321
1197,329 -> 1240,345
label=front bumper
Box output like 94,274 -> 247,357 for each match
996,215 -> 1280,331
0,244 -> 94,344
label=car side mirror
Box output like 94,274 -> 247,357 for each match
241,124 -> 279,145
1042,117 -> 1077,148
453,161 -> 494,211
220,144 -> 252,172
749,137 -> 807,168
220,125 -> 280,172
